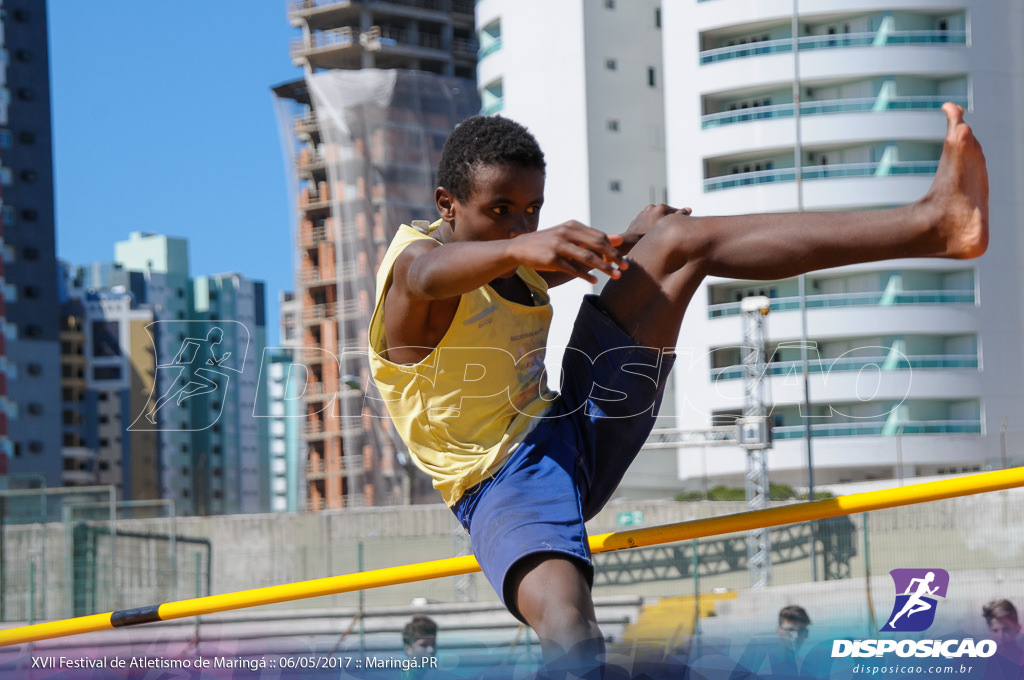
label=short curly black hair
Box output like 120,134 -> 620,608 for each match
436,115 -> 546,201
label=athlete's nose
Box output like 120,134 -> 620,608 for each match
509,213 -> 529,237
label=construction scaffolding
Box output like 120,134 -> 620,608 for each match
276,70 -> 478,511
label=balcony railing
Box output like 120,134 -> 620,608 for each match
708,289 -> 976,318
711,353 -> 978,381
479,38 -> 502,59
702,95 -> 969,129
305,493 -> 366,511
304,454 -> 364,481
364,26 -> 445,52
299,225 -> 329,248
481,99 -> 505,116
303,302 -> 339,322
290,27 -> 359,56
299,267 -> 339,285
452,37 -> 478,55
294,112 -> 318,135
704,160 -> 939,193
772,419 -> 981,440
700,30 -> 967,65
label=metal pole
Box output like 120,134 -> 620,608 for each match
692,538 -> 701,656
357,541 -> 365,656
793,0 -> 818,583
896,424 -> 905,485
29,562 -> 35,625
862,513 -> 876,634
1001,417 -> 1008,469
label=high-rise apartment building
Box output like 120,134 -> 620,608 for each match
276,0 -> 479,510
263,346 -> 302,513
0,0 -> 61,485
662,0 -> 1024,489
74,233 -> 270,515
58,274 -> 158,497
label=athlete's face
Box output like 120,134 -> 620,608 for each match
438,163 -> 545,243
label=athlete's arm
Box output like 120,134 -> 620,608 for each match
405,224 -> 625,300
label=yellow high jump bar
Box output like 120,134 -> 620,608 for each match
3,466 -> 1023,648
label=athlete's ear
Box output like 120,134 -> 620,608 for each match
435,187 -> 456,226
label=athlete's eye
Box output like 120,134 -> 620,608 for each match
491,205 -> 509,215
525,205 -> 540,215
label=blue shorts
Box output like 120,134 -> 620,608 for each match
452,295 -> 674,622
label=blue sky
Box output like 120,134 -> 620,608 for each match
49,1 -> 304,341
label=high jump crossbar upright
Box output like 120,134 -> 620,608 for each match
2,466 -> 1023,648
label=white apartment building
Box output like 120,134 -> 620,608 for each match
478,0 -> 1024,497
662,0 -> 1024,491
474,0 -> 675,497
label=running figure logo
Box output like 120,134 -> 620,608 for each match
130,321 -> 249,432
881,568 -> 950,632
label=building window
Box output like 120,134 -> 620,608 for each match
1,205 -> 15,225
23,246 -> 39,260
26,363 -> 42,376
27,403 -> 43,416
605,58 -> 617,71
20,169 -> 36,183
610,180 -> 622,192
604,0 -> 615,7
28,441 -> 43,454
21,209 -> 37,222
648,67 -> 657,88
655,8 -> 661,28
608,119 -> 620,132
0,167 -> 12,186
93,366 -> 122,380
14,49 -> 31,63
92,320 -> 121,357
18,130 -> 35,145
0,129 -> 10,148
16,88 -> 33,102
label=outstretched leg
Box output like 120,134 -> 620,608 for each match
601,102 -> 988,349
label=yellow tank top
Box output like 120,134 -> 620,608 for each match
368,222 -> 557,506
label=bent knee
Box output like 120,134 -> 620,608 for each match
642,214 -> 714,271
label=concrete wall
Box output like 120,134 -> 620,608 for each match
3,489 -> 1023,623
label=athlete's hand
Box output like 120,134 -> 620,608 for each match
506,220 -> 627,284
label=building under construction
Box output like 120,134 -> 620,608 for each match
275,0 -> 479,511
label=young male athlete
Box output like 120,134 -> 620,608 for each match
368,104 -> 988,675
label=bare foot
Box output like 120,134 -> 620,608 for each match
920,102 -> 989,259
